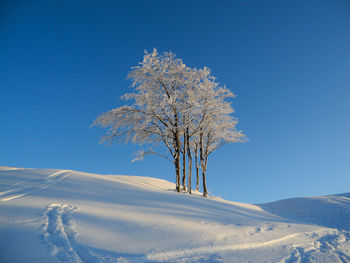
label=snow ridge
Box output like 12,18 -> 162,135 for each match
259,194 -> 350,230
147,233 -> 299,262
0,170 -> 70,202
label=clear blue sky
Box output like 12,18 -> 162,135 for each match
1,0 -> 349,203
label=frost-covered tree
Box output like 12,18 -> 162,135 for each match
94,49 -> 192,192
183,67 -> 246,196
93,49 -> 246,196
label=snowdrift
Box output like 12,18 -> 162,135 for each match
259,193 -> 350,230
0,166 -> 349,262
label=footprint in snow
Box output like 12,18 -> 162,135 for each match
42,203 -> 84,263
42,204 -> 145,263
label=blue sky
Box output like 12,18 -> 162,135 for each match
1,0 -> 349,203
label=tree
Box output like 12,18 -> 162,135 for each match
184,67 -> 246,196
94,49 -> 192,192
93,49 -> 246,196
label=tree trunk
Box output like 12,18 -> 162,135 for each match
174,159 -> 179,192
195,143 -> 200,191
182,133 -> 187,192
201,163 -> 208,197
171,98 -> 182,193
175,151 -> 181,192
186,128 -> 192,194
199,131 -> 208,197
173,131 -> 181,193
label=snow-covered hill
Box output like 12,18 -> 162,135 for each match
0,167 -> 349,262
259,193 -> 350,231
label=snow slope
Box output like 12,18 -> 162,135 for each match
259,193 -> 350,230
0,166 -> 349,262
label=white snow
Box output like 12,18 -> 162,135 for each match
0,166 -> 349,262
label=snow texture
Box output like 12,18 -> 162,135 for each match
0,166 -> 350,262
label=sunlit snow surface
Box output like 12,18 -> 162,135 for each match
0,166 -> 350,262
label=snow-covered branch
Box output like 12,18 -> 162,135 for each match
93,48 -> 247,196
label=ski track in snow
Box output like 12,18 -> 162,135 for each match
0,170 -> 70,201
147,233 -> 300,261
147,231 -> 350,262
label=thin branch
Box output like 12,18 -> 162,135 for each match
133,150 -> 173,163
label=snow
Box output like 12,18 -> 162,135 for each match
1,166 -> 350,262
259,193 -> 350,230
